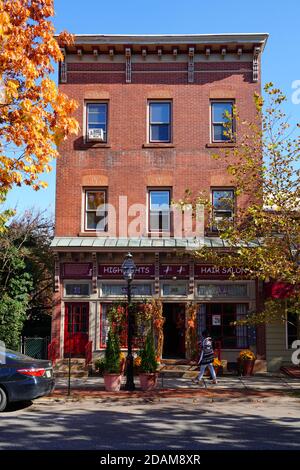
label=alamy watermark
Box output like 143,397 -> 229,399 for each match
291,80 -> 300,104
291,340 -> 300,365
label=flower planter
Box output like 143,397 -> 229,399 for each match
104,373 -> 122,392
242,360 -> 255,376
139,372 -> 158,391
237,358 -> 255,376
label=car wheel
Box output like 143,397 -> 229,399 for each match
0,387 -> 8,412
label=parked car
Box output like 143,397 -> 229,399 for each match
0,348 -> 55,411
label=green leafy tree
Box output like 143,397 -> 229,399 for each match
0,238 -> 32,349
179,84 -> 300,325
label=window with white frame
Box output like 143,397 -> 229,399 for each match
85,190 -> 107,231
211,189 -> 235,232
86,102 -> 108,142
149,189 -> 171,232
211,101 -> 234,142
149,101 -> 171,143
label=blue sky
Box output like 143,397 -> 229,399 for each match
5,0 -> 300,214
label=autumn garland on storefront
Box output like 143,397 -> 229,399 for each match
106,299 -> 165,360
185,302 -> 198,360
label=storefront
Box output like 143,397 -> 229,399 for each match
53,255 -> 261,366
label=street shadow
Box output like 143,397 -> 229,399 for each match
0,400 -> 300,450
4,400 -> 33,413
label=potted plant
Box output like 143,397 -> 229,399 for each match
94,358 -> 105,376
237,349 -> 256,376
139,331 -> 158,391
103,329 -> 122,391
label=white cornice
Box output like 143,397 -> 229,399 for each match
56,33 -> 269,52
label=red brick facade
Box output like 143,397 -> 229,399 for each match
51,34 -> 268,364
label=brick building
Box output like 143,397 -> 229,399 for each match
51,33 -> 271,369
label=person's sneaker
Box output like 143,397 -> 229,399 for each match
212,380 -> 218,384
192,378 -> 200,384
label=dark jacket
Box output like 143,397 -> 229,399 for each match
198,337 -> 214,365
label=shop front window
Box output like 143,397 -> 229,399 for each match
199,303 -> 249,349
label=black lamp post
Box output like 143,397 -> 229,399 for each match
122,252 -> 136,391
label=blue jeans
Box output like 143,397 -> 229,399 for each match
197,363 -> 217,381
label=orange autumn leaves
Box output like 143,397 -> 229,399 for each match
0,0 -> 79,191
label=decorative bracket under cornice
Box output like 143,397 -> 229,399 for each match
253,47 -> 261,82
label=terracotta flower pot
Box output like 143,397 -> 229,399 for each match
104,373 -> 122,392
139,372 -> 158,391
242,359 -> 255,376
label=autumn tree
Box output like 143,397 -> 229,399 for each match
0,0 -> 78,227
181,84 -> 300,324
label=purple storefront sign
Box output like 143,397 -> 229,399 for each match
98,264 -> 155,279
61,263 -> 93,279
195,264 -> 247,278
159,264 -> 189,278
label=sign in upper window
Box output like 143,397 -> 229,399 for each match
85,190 -> 107,231
211,101 -> 234,142
86,103 -> 108,142
149,102 -> 171,143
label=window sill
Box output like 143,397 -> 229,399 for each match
77,142 -> 111,149
143,143 -> 175,148
206,143 -> 236,148
78,232 -> 108,237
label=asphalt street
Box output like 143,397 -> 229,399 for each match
0,397 -> 300,450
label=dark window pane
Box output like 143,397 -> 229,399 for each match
150,103 -> 170,123
213,124 -> 230,141
86,212 -> 106,230
66,284 -> 90,296
150,124 -> 170,142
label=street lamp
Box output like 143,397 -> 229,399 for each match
122,252 -> 136,391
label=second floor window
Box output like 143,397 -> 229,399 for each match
211,189 -> 235,232
149,101 -> 171,143
149,190 -> 171,232
211,101 -> 234,142
85,190 -> 107,231
86,103 -> 108,142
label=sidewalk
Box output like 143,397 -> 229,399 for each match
45,373 -> 300,401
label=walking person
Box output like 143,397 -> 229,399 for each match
192,330 -> 218,385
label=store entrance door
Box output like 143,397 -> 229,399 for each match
163,303 -> 186,358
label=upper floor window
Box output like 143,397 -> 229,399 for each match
85,190 -> 107,231
86,103 -> 108,142
149,101 -> 171,143
149,189 -> 171,232
211,101 -> 234,142
211,189 -> 235,232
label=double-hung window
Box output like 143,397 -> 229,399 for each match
149,101 -> 171,143
149,190 -> 171,232
211,189 -> 235,232
85,190 -> 107,231
86,103 -> 108,142
211,101 -> 234,142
